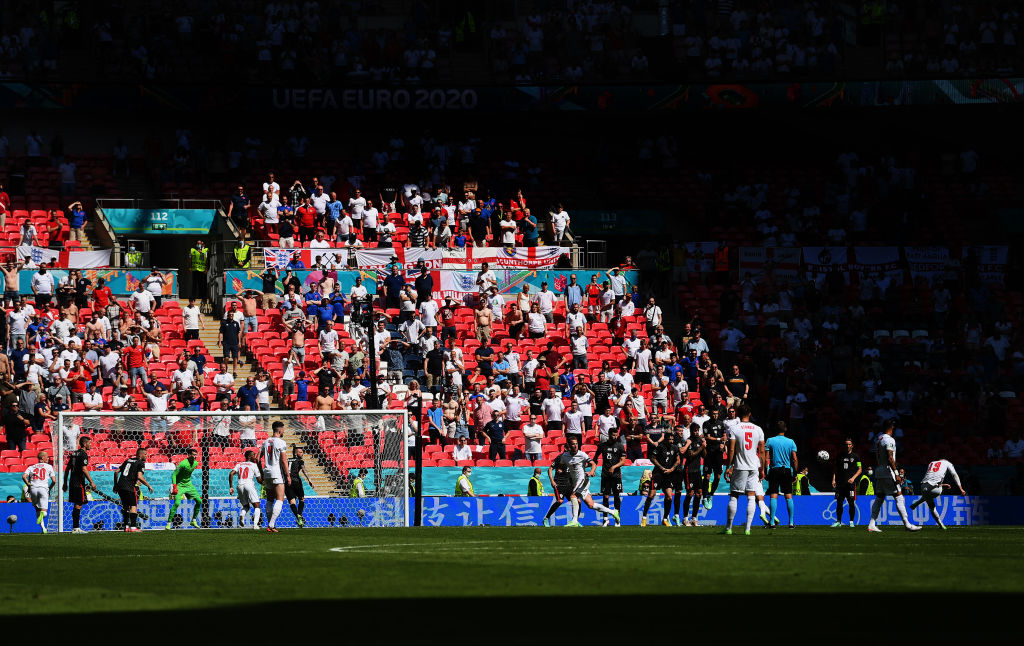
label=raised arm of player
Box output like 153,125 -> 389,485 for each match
946,462 -> 966,495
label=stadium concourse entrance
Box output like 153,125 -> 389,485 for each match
122,235 -> 211,300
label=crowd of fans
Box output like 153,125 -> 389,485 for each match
1,0 -> 1021,85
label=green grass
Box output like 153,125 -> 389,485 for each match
3,527 -> 1024,611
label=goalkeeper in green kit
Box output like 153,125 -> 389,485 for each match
166,447 -> 203,529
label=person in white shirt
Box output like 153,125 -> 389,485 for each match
81,384 -> 104,412
551,204 -> 571,244
452,435 -> 473,461
541,388 -> 565,430
867,418 -> 921,532
563,400 -> 585,439
347,189 -> 366,231
419,298 -> 439,328
569,327 -> 589,369
565,303 -> 587,336
22,452 -> 56,531
622,330 -> 641,369
909,458 -> 966,529
499,212 -> 517,246
228,450 -> 262,529
31,268 -> 55,308
181,298 -> 204,341
476,262 -> 497,295
643,298 -> 663,334
532,281 -> 556,322
606,268 -> 627,303
130,285 -> 156,314
362,200 -> 379,240
522,416 -> 545,461
597,406 -> 619,443
722,405 -> 766,535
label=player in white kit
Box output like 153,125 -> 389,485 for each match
724,414 -> 776,526
867,419 -> 921,532
228,449 -> 263,529
259,421 -> 291,532
22,451 -> 56,533
721,406 -> 765,535
910,459 -> 965,529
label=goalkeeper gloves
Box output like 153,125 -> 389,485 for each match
171,484 -> 178,495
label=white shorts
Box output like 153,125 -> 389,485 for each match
874,475 -> 899,496
753,477 -> 765,497
919,484 -> 943,501
237,484 -> 260,508
29,486 -> 49,511
262,468 -> 284,487
572,476 -> 591,497
730,469 -> 759,494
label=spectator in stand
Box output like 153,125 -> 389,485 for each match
30,267 -> 54,309
67,201 -> 87,242
1005,433 -> 1024,460
532,281 -> 556,323
227,185 -> 250,232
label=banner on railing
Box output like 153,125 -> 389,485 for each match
906,246 -> 951,286
6,269 -> 176,296
853,246 -> 903,287
15,245 -> 111,268
738,247 -> 801,282
262,248 -> 348,270
964,245 -> 1009,285
355,247 -> 569,271
683,242 -> 718,273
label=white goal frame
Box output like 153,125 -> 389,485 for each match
54,409 -> 410,532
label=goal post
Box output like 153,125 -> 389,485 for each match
54,409 -> 410,532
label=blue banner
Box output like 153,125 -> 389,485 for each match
3,495 -> 1020,533
2,268 -> 177,297
223,269 -> 638,300
103,208 -> 216,235
225,270 -> 377,297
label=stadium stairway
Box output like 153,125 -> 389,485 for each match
185,302 -> 259,389
279,426 -> 346,496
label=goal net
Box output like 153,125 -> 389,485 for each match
53,410 -> 410,532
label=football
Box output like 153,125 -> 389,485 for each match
817,450 -> 830,463
6,514 -> 17,525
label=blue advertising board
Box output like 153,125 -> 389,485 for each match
3,495 -> 1020,533
103,208 -> 216,235
2,268 -> 177,297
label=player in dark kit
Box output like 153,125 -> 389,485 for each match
114,448 -> 154,532
832,438 -> 862,527
642,430 -> 680,526
669,426 -> 690,525
593,433 -> 626,526
701,407 -> 728,509
682,424 -> 706,526
62,435 -> 97,533
286,446 -> 313,527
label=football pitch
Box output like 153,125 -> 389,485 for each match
3,526 -> 1023,635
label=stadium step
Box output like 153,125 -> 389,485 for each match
279,426 -> 346,497
185,303 -> 260,391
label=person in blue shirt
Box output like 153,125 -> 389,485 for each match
680,350 -> 699,391
483,411 -> 507,461
521,210 -> 539,247
287,252 -> 306,270
237,376 -> 260,410
664,354 -> 683,384
630,285 -> 643,310
316,298 -> 334,332
764,421 -> 799,528
427,398 -> 446,444
558,371 -> 576,395
295,372 -> 310,402
306,285 -> 323,302
562,274 -> 583,308
491,352 -> 510,385
326,192 -> 344,234
453,230 -> 468,248
382,267 -> 405,310
305,297 -> 320,318
330,289 -> 347,323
